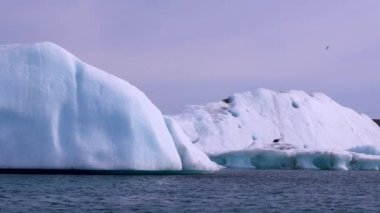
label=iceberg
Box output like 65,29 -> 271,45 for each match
172,89 -> 380,170
0,42 -> 215,172
1,42 -> 380,172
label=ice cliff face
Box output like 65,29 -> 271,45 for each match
0,42 -> 218,171
171,89 -> 380,169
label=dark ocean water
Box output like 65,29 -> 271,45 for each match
0,170 -> 379,212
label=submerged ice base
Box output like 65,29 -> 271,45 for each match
211,148 -> 380,170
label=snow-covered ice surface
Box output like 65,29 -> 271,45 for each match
0,42 -> 215,172
172,89 -> 380,170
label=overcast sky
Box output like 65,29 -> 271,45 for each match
1,0 -> 379,117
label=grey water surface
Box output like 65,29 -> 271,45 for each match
0,170 -> 379,212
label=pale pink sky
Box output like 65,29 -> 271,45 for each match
1,0 -> 379,117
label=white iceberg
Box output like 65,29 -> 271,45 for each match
172,89 -> 380,170
2,42 -> 380,172
0,42 -> 215,172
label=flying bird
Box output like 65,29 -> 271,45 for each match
325,46 -> 330,50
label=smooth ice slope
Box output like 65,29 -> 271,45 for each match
0,42 -> 185,171
172,89 -> 380,170
165,117 -> 220,171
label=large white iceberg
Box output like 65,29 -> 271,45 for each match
1,42 -> 380,172
0,42 -> 217,172
172,89 -> 380,170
